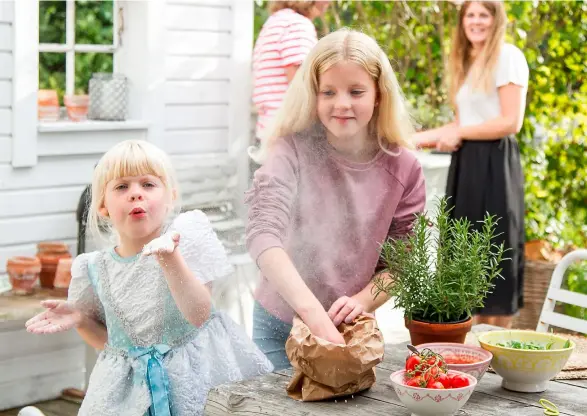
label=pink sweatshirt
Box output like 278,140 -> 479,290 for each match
245,128 -> 426,324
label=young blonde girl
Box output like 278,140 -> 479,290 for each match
25,140 -> 273,415
246,28 -> 427,370
414,1 -> 529,328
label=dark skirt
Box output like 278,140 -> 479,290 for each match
445,136 -> 525,316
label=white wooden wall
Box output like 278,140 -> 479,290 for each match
0,2 -> 15,292
163,0 -> 233,155
0,0 -> 254,290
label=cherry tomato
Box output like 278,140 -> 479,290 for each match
427,381 -> 445,389
405,355 -> 422,373
405,376 -> 425,387
427,356 -> 438,366
437,372 -> 451,389
423,365 -> 440,382
450,374 -> 470,388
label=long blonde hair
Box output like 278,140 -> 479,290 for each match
87,140 -> 181,245
250,28 -> 415,164
448,1 -> 507,105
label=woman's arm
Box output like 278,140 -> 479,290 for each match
413,110 -> 460,148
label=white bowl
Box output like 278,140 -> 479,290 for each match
389,369 -> 477,416
414,342 -> 493,381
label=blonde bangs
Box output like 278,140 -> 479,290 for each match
101,145 -> 169,187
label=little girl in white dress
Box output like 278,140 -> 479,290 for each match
25,140 -> 273,416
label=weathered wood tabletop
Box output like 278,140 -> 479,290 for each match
205,324 -> 587,415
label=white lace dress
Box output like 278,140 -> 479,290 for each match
68,210 -> 274,416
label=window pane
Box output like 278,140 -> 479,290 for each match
39,53 -> 66,105
39,1 -> 66,44
75,0 -> 114,45
75,53 -> 114,94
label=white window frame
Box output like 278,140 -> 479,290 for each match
12,0 -> 158,168
38,0 -> 123,97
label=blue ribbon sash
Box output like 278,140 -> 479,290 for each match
129,344 -> 172,416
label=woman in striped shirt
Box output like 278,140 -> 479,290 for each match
252,1 -> 330,145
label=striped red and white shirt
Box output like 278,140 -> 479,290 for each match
252,8 -> 318,139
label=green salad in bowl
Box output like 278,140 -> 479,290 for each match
495,339 -> 572,351
478,330 -> 575,393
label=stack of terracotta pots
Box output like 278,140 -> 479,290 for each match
5,242 -> 72,296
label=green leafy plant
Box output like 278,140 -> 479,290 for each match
373,197 -> 508,323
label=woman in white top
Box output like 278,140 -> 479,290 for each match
414,0 -> 529,329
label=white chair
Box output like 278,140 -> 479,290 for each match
536,249 -> 587,334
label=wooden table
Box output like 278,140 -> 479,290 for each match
205,324 -> 587,415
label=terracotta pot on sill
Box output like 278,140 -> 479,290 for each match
405,316 -> 473,345
64,94 -> 89,122
37,242 -> 72,289
6,256 -> 42,295
38,89 -> 60,121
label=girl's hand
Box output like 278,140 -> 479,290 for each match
25,300 -> 83,334
142,231 -> 180,256
328,295 -> 372,327
305,313 -> 346,345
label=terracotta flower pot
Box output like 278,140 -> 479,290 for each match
6,256 -> 42,295
404,316 -> 473,345
53,257 -> 73,295
38,89 -> 60,121
64,94 -> 89,122
37,242 -> 72,289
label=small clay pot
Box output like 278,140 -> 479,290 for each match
6,256 -> 42,295
405,316 -> 473,345
53,257 -> 73,295
64,94 -> 89,122
37,242 -> 72,289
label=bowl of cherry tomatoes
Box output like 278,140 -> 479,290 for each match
390,348 -> 477,416
414,342 -> 493,381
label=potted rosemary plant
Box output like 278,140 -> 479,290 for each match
373,197 -> 507,345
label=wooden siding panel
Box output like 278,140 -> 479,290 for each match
166,31 -> 232,56
164,104 -> 228,130
0,109 -> 11,135
165,4 -> 232,32
0,23 -> 11,52
0,80 -> 12,107
165,129 -> 228,154
0,213 -> 78,247
0,186 -> 86,218
0,138 -> 10,163
0,52 -> 12,79
164,80 -> 230,105
165,56 -> 231,81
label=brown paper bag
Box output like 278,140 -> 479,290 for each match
285,314 -> 385,401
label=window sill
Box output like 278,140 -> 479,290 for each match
38,119 -> 150,133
